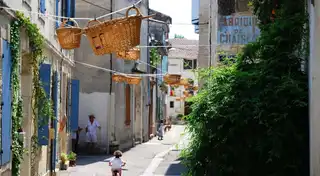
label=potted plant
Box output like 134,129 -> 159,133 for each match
68,152 -> 77,167
60,153 -> 68,170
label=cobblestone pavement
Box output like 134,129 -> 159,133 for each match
57,125 -> 185,176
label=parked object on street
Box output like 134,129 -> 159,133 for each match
60,153 -> 69,170
72,126 -> 82,154
109,141 -> 120,154
68,152 -> 77,167
109,150 -> 126,176
164,117 -> 172,132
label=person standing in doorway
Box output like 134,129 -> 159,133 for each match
86,114 -> 101,154
72,126 -> 82,154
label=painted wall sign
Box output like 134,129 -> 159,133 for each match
217,15 -> 260,45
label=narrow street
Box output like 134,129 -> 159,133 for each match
57,125 -> 188,176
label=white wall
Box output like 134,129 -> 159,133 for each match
309,1 -> 320,175
78,92 -> 114,152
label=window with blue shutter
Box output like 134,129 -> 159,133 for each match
55,0 -> 60,28
1,40 -> 12,165
40,0 -> 46,14
52,71 -> 59,168
71,79 -> 79,131
38,63 -> 51,146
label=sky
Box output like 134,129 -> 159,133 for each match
149,0 -> 199,40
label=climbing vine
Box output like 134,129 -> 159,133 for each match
10,12 -> 54,176
150,48 -> 161,68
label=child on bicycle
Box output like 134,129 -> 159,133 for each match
109,150 -> 126,176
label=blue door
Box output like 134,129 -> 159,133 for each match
38,63 -> 51,145
70,79 -> 79,131
1,40 -> 12,164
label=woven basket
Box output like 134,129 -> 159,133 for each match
125,76 -> 142,85
112,74 -> 125,82
164,74 -> 181,85
116,47 -> 140,60
56,19 -> 83,49
179,78 -> 189,86
84,7 -> 154,55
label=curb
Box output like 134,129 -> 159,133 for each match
140,128 -> 187,176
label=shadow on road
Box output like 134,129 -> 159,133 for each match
164,163 -> 187,175
75,155 -> 112,166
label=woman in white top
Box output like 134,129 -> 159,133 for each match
109,150 -> 126,176
86,114 -> 101,154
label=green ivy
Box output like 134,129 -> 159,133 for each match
150,48 -> 161,68
182,0 -> 309,175
10,12 -> 54,176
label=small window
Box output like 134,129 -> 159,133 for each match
183,59 -> 197,70
170,101 -> 174,108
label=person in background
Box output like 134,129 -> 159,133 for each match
158,120 -> 165,140
86,114 -> 101,154
72,126 -> 82,154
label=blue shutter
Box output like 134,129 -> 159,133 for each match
70,79 -> 79,131
67,79 -> 71,132
55,0 -> 60,28
52,71 -> 59,168
71,0 -> 75,18
38,63 -> 51,145
40,0 -> 46,14
1,40 -> 12,164
66,0 -> 71,25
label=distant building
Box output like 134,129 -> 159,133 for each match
191,0 -> 260,68
166,38 -> 198,117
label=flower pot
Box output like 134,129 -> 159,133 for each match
60,162 -> 68,170
69,160 -> 76,167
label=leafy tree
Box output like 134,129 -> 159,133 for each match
182,0 -> 309,175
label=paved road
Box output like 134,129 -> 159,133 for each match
57,125 -> 187,176
152,132 -> 189,176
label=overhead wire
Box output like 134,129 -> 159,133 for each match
0,2 -> 232,77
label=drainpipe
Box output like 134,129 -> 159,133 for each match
107,0 -> 113,154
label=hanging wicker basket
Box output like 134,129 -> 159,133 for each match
116,47 -> 140,60
56,19 -> 83,49
125,76 -> 142,85
179,78 -> 189,86
84,7 -> 154,55
112,74 -> 125,82
164,74 -> 181,85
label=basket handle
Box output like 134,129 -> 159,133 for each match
87,19 -> 102,27
59,18 -> 80,28
126,6 -> 141,17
